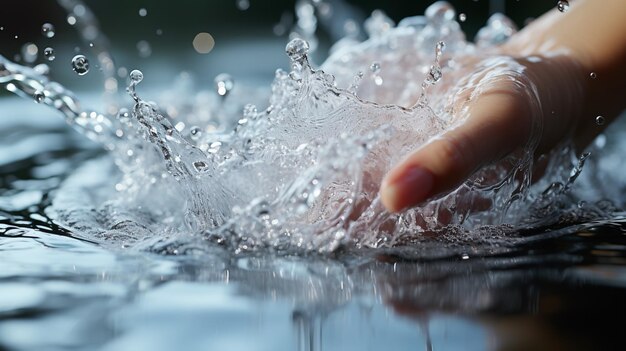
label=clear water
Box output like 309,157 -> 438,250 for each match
1,1 -> 626,350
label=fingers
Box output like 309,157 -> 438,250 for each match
380,91 -> 534,212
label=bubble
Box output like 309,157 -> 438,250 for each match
214,73 -> 234,97
590,72 -> 597,79
129,69 -> 144,84
595,115 -> 605,126
189,126 -> 202,140
43,47 -> 55,61
236,0 -> 250,10
557,0 -> 569,13
33,91 -> 45,103
192,32 -> 215,54
67,15 -> 77,26
458,13 -> 467,22
41,23 -> 55,38
138,8 -> 148,17
71,54 -> 90,75
285,38 -> 310,62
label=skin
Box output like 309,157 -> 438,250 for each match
380,0 -> 626,212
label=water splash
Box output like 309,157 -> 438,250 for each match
0,1 -> 603,253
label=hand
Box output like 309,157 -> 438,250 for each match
380,48 -> 588,212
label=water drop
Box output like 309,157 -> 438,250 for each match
595,115 -> 605,126
129,69 -> 144,84
21,43 -> 38,64
459,13 -> 467,22
590,72 -> 597,79
236,0 -> 250,10
136,40 -> 152,58
435,41 -> 446,58
43,47 -> 55,61
557,0 -> 569,13
370,62 -> 381,74
214,73 -> 234,97
67,15 -> 77,26
189,126 -> 202,140
33,91 -> 44,103
71,54 -> 90,75
285,38 -> 310,63
192,33 -> 215,54
41,23 -> 55,38
428,66 -> 442,83
139,8 -> 148,17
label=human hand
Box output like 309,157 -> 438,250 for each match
380,49 -> 588,212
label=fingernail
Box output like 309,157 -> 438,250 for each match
382,167 -> 434,212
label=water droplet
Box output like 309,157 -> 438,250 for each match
138,8 -> 148,17
436,41 -> 446,58
236,0 -> 250,10
370,62 -> 381,74
214,73 -> 234,97
67,15 -> 77,26
428,66 -> 442,83
129,69 -> 144,84
71,54 -> 90,75
41,23 -> 55,38
459,13 -> 467,22
189,126 -> 202,140
595,115 -> 605,126
21,43 -> 38,64
136,40 -> 152,58
590,72 -> 597,79
557,0 -> 569,13
192,32 -> 215,54
33,91 -> 44,103
285,38 -> 310,62
43,47 -> 55,61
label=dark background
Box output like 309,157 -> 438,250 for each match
0,0 -> 555,94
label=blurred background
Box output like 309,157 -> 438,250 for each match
0,0 -> 555,97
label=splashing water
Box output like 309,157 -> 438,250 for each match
0,1 -> 610,253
